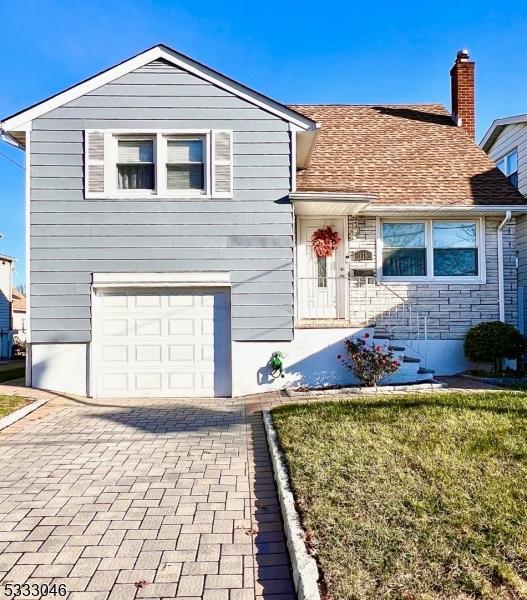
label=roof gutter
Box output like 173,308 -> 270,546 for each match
497,210 -> 512,322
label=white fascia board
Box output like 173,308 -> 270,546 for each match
480,114 -> 527,151
362,204 -> 527,216
92,272 -> 231,288
1,45 -> 315,133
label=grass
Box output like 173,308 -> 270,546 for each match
0,359 -> 25,383
0,395 -> 31,418
271,393 -> 527,600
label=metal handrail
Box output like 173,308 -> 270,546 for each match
296,275 -> 429,368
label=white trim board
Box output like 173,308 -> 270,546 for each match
92,272 -> 231,288
481,114 -> 527,151
1,45 -> 316,134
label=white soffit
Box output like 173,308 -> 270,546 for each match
290,192 -> 376,216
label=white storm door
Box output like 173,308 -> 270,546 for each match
93,289 -> 231,398
297,218 -> 347,320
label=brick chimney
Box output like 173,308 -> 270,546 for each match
450,49 -> 475,138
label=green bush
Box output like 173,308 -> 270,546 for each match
464,321 -> 525,373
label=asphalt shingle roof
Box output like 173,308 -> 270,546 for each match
290,104 -> 525,206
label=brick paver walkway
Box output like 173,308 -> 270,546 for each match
0,396 -> 295,600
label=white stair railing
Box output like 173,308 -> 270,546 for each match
296,276 -> 429,368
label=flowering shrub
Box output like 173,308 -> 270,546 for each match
337,334 -> 401,386
311,225 -> 342,257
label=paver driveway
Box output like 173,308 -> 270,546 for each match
0,396 -> 294,600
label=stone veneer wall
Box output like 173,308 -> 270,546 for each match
347,216 -> 517,340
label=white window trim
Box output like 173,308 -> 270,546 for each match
496,147 -> 518,176
105,129 -> 218,199
376,217 -> 486,284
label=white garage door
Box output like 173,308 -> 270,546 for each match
93,289 -> 231,398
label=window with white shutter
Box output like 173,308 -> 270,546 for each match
90,130 -> 233,199
85,130 -> 106,198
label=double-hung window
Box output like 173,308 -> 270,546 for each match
380,219 -> 482,281
166,136 -> 205,192
117,138 -> 155,191
496,149 -> 518,188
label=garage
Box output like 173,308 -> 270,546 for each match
92,288 -> 231,398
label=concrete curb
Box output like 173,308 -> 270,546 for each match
0,397 -> 50,432
263,411 -> 321,600
286,380 -> 447,397
458,374 -> 513,387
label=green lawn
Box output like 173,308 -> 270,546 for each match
0,359 -> 25,383
271,393 -> 527,600
0,395 -> 31,419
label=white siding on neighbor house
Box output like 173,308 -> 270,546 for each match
487,123 -> 527,196
487,123 -> 527,331
348,216 -> 517,339
30,59 -> 294,344
0,259 -> 12,332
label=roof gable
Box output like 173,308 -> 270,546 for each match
481,114 -> 527,152
1,44 -> 315,133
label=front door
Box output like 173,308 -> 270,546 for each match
297,217 -> 347,320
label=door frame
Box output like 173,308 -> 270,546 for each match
295,216 -> 349,321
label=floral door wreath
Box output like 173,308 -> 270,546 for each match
311,225 -> 342,257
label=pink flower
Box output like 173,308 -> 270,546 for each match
336,354 -> 342,360
364,333 -> 370,338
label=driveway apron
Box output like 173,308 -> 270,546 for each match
0,396 -> 295,600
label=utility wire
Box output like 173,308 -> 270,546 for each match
0,150 -> 24,170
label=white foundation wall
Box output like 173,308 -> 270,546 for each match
31,343 -> 87,396
232,327 -> 372,396
232,332 -> 481,396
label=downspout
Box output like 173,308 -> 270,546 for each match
498,210 -> 512,322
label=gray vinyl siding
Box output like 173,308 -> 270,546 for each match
487,124 -> 527,331
0,260 -> 11,332
30,59 -> 293,343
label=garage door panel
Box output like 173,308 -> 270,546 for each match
94,289 -> 231,398
100,372 -> 129,392
135,372 -> 163,391
102,345 -> 128,362
135,295 -> 162,307
168,344 -> 195,362
168,318 -> 194,335
135,345 -> 162,362
102,319 -> 128,336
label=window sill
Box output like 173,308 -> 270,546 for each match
107,191 -> 214,199
380,276 -> 486,285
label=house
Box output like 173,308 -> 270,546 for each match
12,289 -> 26,343
481,116 -> 527,333
1,45 -> 525,398
0,254 -> 13,359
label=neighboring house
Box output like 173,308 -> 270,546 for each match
0,254 -> 13,359
481,116 -> 527,333
1,45 -> 525,398
12,289 -> 26,342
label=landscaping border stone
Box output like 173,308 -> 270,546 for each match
286,380 -> 447,397
263,411 -> 321,600
0,398 -> 50,432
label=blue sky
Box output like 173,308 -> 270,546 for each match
1,0 -> 527,286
